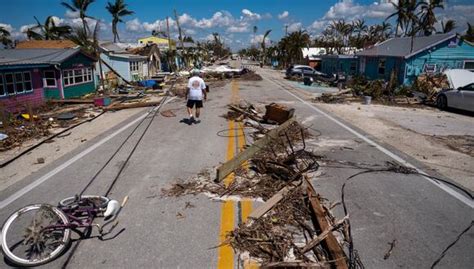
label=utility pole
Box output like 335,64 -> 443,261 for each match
174,9 -> 186,69
165,16 -> 174,72
285,24 -> 288,36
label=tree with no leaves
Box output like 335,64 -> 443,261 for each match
0,26 -> 12,47
106,0 -> 134,43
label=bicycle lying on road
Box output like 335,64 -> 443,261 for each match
1,195 -> 128,267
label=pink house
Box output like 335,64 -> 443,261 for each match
0,48 -> 97,113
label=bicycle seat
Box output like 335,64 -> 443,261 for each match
104,200 -> 120,220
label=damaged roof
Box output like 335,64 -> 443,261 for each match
0,48 -> 89,66
357,33 -> 457,58
15,40 -> 78,49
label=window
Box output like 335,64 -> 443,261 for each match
15,73 -> 24,93
464,61 -> 474,71
2,71 -> 32,96
23,72 -> 32,91
378,58 -> 386,75
130,61 -> 140,72
424,64 -> 437,74
0,74 -> 4,96
63,68 -> 93,87
43,71 -> 56,87
5,73 -> 15,95
350,62 -> 357,73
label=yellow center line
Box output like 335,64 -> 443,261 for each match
217,81 -> 239,269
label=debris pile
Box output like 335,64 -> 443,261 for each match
162,104 -> 356,267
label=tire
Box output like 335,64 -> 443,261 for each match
1,204 -> 71,267
59,195 -> 109,208
437,95 -> 448,110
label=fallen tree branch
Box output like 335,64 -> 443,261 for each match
300,216 -> 349,253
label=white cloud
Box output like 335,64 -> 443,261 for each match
65,10 -> 80,19
278,11 -> 289,20
241,9 -> 261,21
228,24 -> 249,33
251,34 -> 271,46
287,22 -> 302,33
126,18 -> 143,32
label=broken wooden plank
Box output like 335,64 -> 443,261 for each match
49,99 -> 94,104
305,178 -> 348,269
215,117 -> 296,182
103,100 -> 162,111
247,184 -> 296,221
300,216 -> 348,254
228,105 -> 262,122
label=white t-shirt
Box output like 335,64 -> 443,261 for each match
187,76 -> 206,100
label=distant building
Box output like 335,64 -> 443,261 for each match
98,41 -> 148,81
357,33 -> 474,85
0,48 -> 97,112
302,47 -> 359,70
138,36 -> 175,51
15,40 -> 78,49
320,55 -> 359,76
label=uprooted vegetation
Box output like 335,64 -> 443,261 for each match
314,72 -> 450,106
162,102 -> 359,267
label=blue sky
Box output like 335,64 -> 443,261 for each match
1,0 -> 473,50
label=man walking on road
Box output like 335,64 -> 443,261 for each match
186,71 -> 207,123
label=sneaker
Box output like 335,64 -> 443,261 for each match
189,116 -> 195,123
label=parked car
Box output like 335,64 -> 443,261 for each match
436,69 -> 474,112
285,65 -> 316,78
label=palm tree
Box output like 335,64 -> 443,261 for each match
0,26 -> 12,47
26,16 -> 72,40
439,20 -> 455,34
386,0 -> 408,37
419,0 -> 444,36
464,23 -> 474,42
260,29 -> 272,65
106,0 -> 134,42
253,25 -> 258,41
61,0 -> 95,34
353,19 -> 368,40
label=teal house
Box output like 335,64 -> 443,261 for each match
320,55 -> 359,76
357,33 -> 474,85
0,48 -> 97,111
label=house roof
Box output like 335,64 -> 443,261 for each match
15,40 -> 78,49
99,41 -> 128,53
357,33 -> 457,58
109,53 -> 147,60
0,48 -> 88,66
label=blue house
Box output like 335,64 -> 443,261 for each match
320,55 -> 359,76
357,33 -> 474,85
98,42 -> 148,82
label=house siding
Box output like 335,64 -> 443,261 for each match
321,57 -> 359,76
0,68 -> 44,112
99,54 -> 132,81
60,53 -> 96,98
403,38 -> 474,84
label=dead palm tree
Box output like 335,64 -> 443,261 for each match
419,0 -> 444,36
106,0 -> 133,43
26,16 -> 72,40
439,20 -> 455,33
61,0 -> 95,34
260,29 -> 272,64
0,26 -> 12,47
464,23 -> 474,42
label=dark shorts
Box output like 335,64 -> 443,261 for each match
187,99 -> 203,108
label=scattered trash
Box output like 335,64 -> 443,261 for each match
0,133 -> 7,141
36,157 -> 45,164
383,239 -> 397,260
57,112 -> 76,121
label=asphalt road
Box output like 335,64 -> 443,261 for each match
0,65 -> 472,268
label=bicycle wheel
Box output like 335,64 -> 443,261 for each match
58,195 -> 109,208
1,204 -> 71,267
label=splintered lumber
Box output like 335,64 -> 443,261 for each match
306,178 -> 348,269
104,100 -> 162,111
228,105 -> 262,122
300,216 -> 348,253
215,117 -> 296,182
247,184 -> 296,221
50,99 -> 94,104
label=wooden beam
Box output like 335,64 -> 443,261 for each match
215,117 -> 296,182
49,99 -> 94,104
103,100 -> 162,111
306,178 -> 348,269
263,261 -> 330,268
247,184 -> 296,221
300,216 -> 348,254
